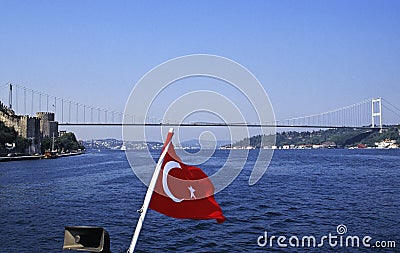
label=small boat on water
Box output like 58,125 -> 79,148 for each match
43,150 -> 58,159
43,133 -> 59,159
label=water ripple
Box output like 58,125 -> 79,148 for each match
0,149 -> 399,252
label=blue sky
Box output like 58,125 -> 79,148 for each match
1,0 -> 399,140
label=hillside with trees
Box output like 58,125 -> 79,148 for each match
231,125 -> 400,148
41,132 -> 85,154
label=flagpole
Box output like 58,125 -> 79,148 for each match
127,128 -> 174,253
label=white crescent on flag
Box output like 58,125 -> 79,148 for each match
162,161 -> 184,202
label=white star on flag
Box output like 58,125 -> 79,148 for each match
188,185 -> 196,199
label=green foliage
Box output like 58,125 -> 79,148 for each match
0,121 -> 30,152
15,136 -> 31,152
232,125 -> 400,148
59,132 -> 85,152
41,132 -> 85,153
40,136 -> 52,153
0,121 -> 17,146
362,127 -> 400,146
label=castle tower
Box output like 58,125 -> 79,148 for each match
18,115 -> 41,154
36,112 -> 59,138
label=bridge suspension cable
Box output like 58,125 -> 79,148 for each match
382,98 -> 400,125
1,83 -> 397,129
277,99 -> 375,128
0,83 -> 136,124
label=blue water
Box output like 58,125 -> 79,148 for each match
1,149 -> 399,252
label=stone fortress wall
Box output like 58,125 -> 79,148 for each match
0,101 -> 58,153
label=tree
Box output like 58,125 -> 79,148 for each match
15,136 -> 30,152
0,121 -> 30,153
0,121 -> 17,146
59,132 -> 85,152
41,136 -> 52,154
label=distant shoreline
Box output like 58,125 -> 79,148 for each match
0,151 -> 84,162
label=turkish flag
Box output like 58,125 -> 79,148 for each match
149,142 -> 226,223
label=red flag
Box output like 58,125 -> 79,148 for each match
149,141 -> 226,223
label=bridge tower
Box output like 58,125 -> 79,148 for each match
371,98 -> 382,132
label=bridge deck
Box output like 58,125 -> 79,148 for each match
58,123 -> 384,130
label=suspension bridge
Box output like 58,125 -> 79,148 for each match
1,83 -> 400,131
